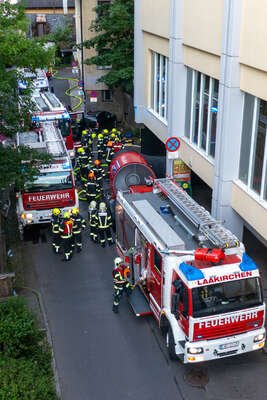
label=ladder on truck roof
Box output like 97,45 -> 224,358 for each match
42,122 -> 68,158
154,178 -> 240,249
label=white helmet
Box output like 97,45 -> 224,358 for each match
99,202 -> 106,211
89,200 -> 97,210
114,257 -> 123,268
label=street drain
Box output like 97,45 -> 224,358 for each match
184,367 -> 209,388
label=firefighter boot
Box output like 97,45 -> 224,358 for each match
112,304 -> 119,314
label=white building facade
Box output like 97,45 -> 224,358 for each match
134,0 -> 267,244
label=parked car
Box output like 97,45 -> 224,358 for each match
84,111 -> 117,131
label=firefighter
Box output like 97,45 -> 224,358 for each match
59,212 -> 73,261
71,208 -> 86,252
86,171 -> 98,203
51,208 -> 61,254
88,200 -> 98,242
106,140 -> 114,164
92,159 -> 105,189
81,129 -> 90,154
113,135 -> 123,153
112,257 -> 132,313
97,201 -> 113,247
110,128 -> 117,140
75,147 -> 88,181
97,133 -> 105,160
77,146 -> 88,166
102,128 -> 109,146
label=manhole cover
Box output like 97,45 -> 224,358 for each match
184,367 -> 209,388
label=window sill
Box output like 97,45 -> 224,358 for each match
181,137 -> 215,165
146,108 -> 168,127
233,179 -> 267,209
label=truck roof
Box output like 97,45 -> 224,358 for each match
17,122 -> 71,169
117,178 -> 241,253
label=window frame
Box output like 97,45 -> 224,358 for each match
239,95 -> 267,202
186,68 -> 219,159
150,51 -> 168,123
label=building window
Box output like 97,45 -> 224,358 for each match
150,52 -> 168,121
185,68 -> 219,159
239,96 -> 267,200
101,90 -> 113,102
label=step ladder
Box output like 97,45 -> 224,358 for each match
154,178 -> 240,249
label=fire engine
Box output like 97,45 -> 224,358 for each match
115,177 -> 266,363
16,121 -> 79,239
30,91 -> 75,159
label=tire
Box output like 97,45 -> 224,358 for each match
166,328 -> 177,361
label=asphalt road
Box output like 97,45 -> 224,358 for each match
23,200 -> 267,400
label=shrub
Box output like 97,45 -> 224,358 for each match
0,357 -> 57,400
0,297 -> 43,358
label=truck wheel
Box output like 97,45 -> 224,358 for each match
166,328 -> 177,361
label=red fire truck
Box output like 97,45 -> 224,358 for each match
115,177 -> 266,363
30,91 -> 75,159
16,121 -> 78,239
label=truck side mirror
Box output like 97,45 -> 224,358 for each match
171,293 -> 180,315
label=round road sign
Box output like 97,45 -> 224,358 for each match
165,137 -> 181,152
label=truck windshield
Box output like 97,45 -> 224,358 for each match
192,277 -> 262,318
25,171 -> 72,192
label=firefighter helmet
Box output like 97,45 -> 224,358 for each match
52,208 -> 61,216
94,159 -> 101,166
88,171 -> 95,179
89,200 -> 97,210
77,147 -> 85,154
114,257 -> 123,267
63,212 -> 70,219
107,141 -> 113,147
98,133 -> 103,139
110,133 -> 116,138
71,207 -> 79,215
92,133 -> 97,139
103,129 -> 109,134
82,130 -> 87,136
99,202 -> 106,211
111,128 -> 117,133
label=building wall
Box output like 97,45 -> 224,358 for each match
240,0 -> 267,102
183,0 -> 224,56
140,0 -> 170,39
134,0 -> 267,244
79,0 -> 124,117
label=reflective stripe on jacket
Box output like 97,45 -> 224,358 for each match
97,211 -> 112,228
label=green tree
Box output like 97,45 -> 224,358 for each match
0,1 -> 54,189
83,0 -> 134,93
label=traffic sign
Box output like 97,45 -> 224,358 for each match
165,137 -> 181,152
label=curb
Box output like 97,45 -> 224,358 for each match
20,286 -> 62,399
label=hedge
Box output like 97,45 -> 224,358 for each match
0,297 -> 57,399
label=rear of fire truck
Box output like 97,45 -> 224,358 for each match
16,124 -> 78,239
115,177 -> 265,363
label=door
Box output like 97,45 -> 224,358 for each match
132,229 -> 147,283
147,245 -> 162,319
